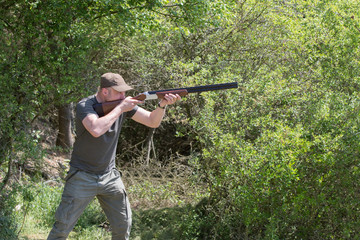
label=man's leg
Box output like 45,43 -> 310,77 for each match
97,169 -> 132,240
47,168 -> 97,240
47,195 -> 93,240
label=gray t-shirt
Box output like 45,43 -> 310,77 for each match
70,95 -> 138,174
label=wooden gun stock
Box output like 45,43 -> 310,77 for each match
93,89 -> 189,117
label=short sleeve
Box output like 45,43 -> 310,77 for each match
126,105 -> 138,118
76,97 -> 98,121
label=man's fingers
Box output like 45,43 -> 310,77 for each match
125,96 -> 143,104
164,93 -> 180,104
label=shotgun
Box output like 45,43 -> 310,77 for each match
93,82 -> 238,117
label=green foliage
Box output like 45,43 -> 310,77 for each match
180,0 -> 360,239
2,0 -> 360,238
0,0 -> 108,191
132,207 -> 185,239
0,187 -> 19,239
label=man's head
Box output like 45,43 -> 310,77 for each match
100,73 -> 133,92
98,73 -> 133,102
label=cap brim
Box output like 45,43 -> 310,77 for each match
111,85 -> 133,92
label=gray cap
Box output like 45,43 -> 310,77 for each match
100,73 -> 133,92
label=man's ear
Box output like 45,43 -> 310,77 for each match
101,87 -> 109,95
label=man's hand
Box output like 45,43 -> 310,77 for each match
159,93 -> 181,108
118,96 -> 144,112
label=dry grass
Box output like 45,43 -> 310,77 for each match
122,161 -> 208,210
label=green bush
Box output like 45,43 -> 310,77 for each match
177,1 -> 360,239
0,187 -> 19,240
184,81 -> 360,239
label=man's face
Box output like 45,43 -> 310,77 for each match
105,88 -> 126,102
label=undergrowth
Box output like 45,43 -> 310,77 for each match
2,163 -> 208,240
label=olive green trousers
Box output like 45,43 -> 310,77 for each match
47,167 -> 132,240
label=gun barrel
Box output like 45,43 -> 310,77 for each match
148,82 -> 238,94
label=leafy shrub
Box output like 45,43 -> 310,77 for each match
177,1 -> 360,239
0,187 -> 19,240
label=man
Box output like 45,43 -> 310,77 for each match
48,72 -> 181,240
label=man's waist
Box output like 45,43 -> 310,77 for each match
69,160 -> 115,175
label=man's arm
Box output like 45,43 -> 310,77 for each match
131,93 -> 180,128
82,97 -> 142,137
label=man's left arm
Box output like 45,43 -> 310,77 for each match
131,93 -> 180,128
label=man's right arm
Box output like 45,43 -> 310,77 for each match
82,97 -> 141,137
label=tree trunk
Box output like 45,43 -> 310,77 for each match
56,103 -> 74,149
0,136 -> 13,196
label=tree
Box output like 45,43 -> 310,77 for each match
0,0 -> 227,188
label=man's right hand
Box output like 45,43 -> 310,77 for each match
117,96 -> 143,112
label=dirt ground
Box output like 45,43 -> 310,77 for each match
42,150 -> 71,183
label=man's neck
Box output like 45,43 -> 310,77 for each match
95,92 -> 105,103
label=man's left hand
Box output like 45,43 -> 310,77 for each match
159,93 -> 181,108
